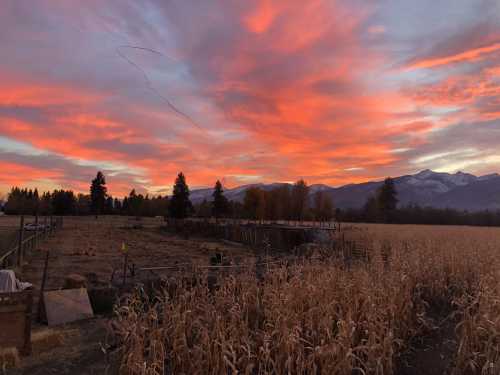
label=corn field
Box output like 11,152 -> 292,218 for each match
111,224 -> 500,374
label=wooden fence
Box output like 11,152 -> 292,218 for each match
166,219 -> 337,252
0,216 -> 63,269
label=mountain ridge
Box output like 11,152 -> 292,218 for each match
190,170 -> 500,211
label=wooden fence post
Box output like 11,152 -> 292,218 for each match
17,215 -> 25,267
34,215 -> 39,249
122,252 -> 129,286
38,251 -> 49,322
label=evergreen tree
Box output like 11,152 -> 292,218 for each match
90,171 -> 107,216
243,187 -> 264,220
313,191 -> 334,222
39,192 -> 52,215
33,188 -> 39,215
275,185 -> 292,220
104,196 -> 114,214
291,179 -> 309,221
52,190 -> 76,215
151,195 -> 168,217
4,187 -> 22,214
4,187 -> 42,215
195,199 -> 212,218
76,194 -> 91,215
363,195 -> 379,222
122,197 -> 130,215
128,189 -> 140,217
212,180 -> 229,219
168,172 -> 192,219
377,177 -> 398,222
113,198 -> 122,214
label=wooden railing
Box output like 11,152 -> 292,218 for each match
184,217 -> 338,229
0,216 -> 63,269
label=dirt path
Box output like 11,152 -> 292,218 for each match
7,217 -> 259,374
9,319 -> 113,375
20,218 -> 257,291
397,316 -> 457,375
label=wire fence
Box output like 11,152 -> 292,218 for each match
112,232 -> 374,289
0,216 -> 64,269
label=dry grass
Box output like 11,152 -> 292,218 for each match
110,224 -> 500,374
19,216 -> 256,291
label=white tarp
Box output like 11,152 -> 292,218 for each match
0,270 -> 32,292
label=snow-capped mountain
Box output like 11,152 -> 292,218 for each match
190,170 -> 500,211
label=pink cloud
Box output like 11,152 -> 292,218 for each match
0,1 -> 497,195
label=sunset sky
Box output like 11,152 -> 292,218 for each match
0,1 -> 499,196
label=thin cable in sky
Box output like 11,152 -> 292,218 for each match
116,45 -> 202,130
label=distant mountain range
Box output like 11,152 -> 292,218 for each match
191,170 -> 500,211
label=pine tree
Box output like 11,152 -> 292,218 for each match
128,189 -> 140,217
122,197 -> 130,215
243,187 -> 265,220
212,180 -> 229,219
292,179 -> 309,221
40,191 -> 52,215
76,194 -> 91,215
113,198 -> 122,214
363,195 -> 379,223
169,172 -> 193,219
90,171 -> 107,216
104,196 -> 114,214
52,190 -> 76,215
313,191 -> 334,222
376,177 -> 398,223
33,188 -> 39,215
196,199 -> 212,218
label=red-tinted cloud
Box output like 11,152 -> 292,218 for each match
406,42 -> 500,70
0,1 -> 498,195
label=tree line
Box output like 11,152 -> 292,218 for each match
2,172 -> 334,222
3,172 -> 500,227
338,177 -> 500,227
4,172 -> 169,217
195,180 -> 334,222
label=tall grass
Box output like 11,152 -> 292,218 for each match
112,224 -> 500,374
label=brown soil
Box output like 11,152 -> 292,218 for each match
397,313 -> 458,375
9,318 -> 112,375
8,216 -> 258,375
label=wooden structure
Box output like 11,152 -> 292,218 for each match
0,290 -> 33,355
167,219 -> 336,252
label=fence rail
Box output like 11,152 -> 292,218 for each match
184,217 -> 339,229
0,216 -> 63,269
166,218 -> 337,252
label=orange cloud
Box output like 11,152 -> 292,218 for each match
0,1 -> 497,195
407,42 -> 500,70
244,0 -> 279,34
408,58 -> 500,123
0,82 -> 102,107
0,161 -> 62,187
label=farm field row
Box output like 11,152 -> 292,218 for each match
5,216 -> 500,374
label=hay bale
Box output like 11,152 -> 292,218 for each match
0,347 -> 20,369
31,328 -> 66,354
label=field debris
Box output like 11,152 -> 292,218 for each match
0,347 -> 20,369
